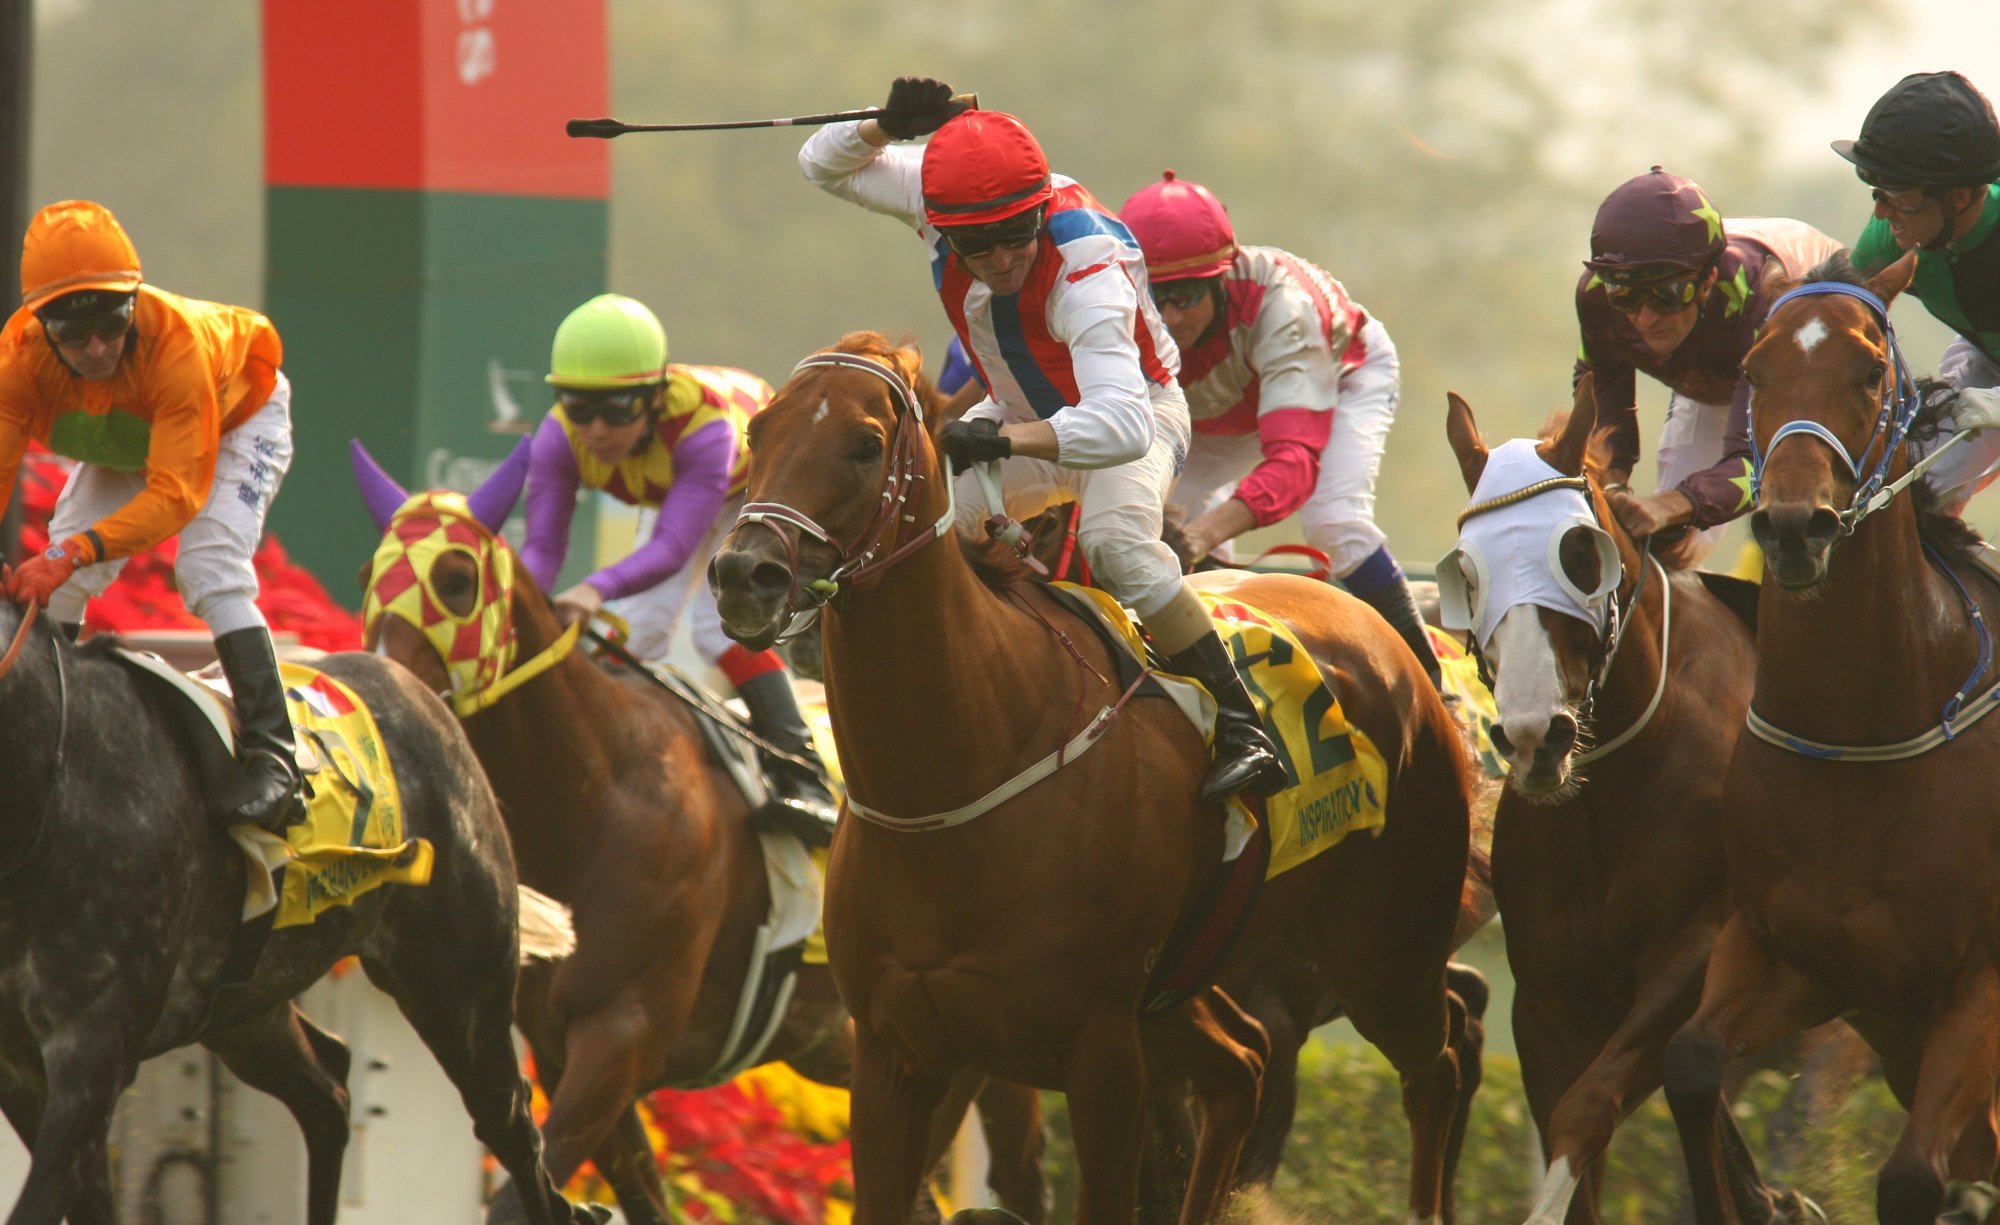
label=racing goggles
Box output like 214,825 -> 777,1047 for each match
558,387 -> 653,427
1869,184 -> 1933,214
940,207 -> 1045,259
1603,271 -> 1702,316
1150,277 -> 1220,312
38,294 -> 136,345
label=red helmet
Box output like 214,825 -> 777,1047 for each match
1119,170 -> 1235,282
921,111 -> 1054,229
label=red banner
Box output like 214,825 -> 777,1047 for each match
264,0 -> 608,199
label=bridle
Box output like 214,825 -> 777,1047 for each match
731,352 -> 957,642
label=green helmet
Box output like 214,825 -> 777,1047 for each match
546,293 -> 668,388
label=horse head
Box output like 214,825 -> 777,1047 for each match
1441,376 -> 1644,797
708,333 -> 947,651
350,438 -> 548,713
1744,251 -> 1918,590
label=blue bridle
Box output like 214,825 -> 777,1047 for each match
1748,281 -> 1920,533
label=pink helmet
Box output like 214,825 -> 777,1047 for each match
1119,170 -> 1236,282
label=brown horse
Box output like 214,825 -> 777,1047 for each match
1440,379 -> 1813,1224
350,453 -> 1046,1225
708,333 -> 1482,1223
1662,252 -> 2000,1225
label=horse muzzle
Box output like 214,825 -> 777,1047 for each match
1492,713 -> 1579,798
1749,502 -> 1841,590
709,538 -> 800,649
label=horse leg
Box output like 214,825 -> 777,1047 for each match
5,1019 -> 135,1225
1661,917 -> 1834,1225
1438,964 -> 1489,1225
582,1105 -> 671,1225
1338,962 -> 1461,1223
1140,988 -> 1267,1225
202,1004 -> 353,1225
1055,1012 -> 1152,1225
361,951 -> 597,1225
1875,967 -> 2000,1225
847,1027 -> 953,1225
973,1078 -> 1051,1224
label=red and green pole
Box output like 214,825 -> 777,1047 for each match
262,0 -> 608,598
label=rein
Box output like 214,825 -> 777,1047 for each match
732,352 -> 958,643
0,602 -> 67,881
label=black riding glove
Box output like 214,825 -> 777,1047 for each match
878,77 -> 966,140
940,418 -> 1012,467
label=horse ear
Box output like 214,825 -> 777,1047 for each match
466,436 -> 534,532
350,439 -> 412,532
1444,392 -> 1489,493
890,344 -> 925,394
1865,249 -> 1917,307
1543,376 -> 1597,477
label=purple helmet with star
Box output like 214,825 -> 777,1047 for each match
1584,166 -> 1725,281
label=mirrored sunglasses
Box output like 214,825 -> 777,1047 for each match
941,210 -> 1045,259
558,388 -> 652,427
1604,274 -> 1700,316
39,296 -> 135,345
1150,278 -> 1218,312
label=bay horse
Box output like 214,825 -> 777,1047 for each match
1439,379 -> 1821,1224
707,333 -> 1482,1223
351,450 -> 1047,1225
1661,251 -> 2000,1225
0,600 -> 601,1225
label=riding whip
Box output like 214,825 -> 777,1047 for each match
567,93 -> 978,139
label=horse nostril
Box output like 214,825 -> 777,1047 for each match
750,561 -> 793,600
1748,510 -> 1776,552
1489,724 -> 1514,757
1805,507 -> 1842,549
1546,714 -> 1578,757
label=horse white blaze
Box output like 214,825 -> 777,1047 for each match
1523,1155 -> 1583,1225
1794,317 -> 1828,355
811,398 -> 830,424
1490,606 -> 1566,758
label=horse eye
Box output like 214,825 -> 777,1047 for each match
852,435 -> 884,463
1560,526 -> 1598,584
1867,362 -> 1886,385
435,566 -> 476,600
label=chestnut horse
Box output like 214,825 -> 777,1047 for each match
1439,381 -> 1822,1225
708,333 -> 1482,1223
351,451 -> 1045,1225
1662,253 -> 2000,1225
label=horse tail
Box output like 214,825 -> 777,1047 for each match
516,885 -> 577,962
1452,779 -> 1499,951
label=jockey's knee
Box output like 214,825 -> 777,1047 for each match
188,589 -> 267,637
1080,536 -> 1182,619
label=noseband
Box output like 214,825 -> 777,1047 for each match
732,352 -> 957,642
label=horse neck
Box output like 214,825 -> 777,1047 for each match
822,532 -> 1070,806
1754,499 -> 1972,739
1584,561 -> 1670,747
0,623 -> 71,892
463,589 -> 626,873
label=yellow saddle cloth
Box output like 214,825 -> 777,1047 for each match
247,664 -> 434,929
1055,583 -> 1390,880
1426,625 -> 1507,779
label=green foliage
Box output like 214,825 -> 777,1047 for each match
1032,1038 -> 1908,1221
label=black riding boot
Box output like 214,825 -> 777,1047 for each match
1166,630 -> 1289,804
213,627 -> 306,832
1355,574 -> 1445,691
735,670 -> 839,840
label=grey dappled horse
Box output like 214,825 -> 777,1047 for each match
0,603 -> 603,1225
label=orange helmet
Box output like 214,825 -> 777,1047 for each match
20,201 -> 143,312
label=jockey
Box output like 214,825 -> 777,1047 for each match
1575,167 -> 1841,564
798,77 -> 1285,804
1839,70 -> 2000,513
1119,171 -> 1444,691
519,293 -> 838,828
0,200 -> 302,831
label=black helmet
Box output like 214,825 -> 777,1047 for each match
1833,71 -> 2000,188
